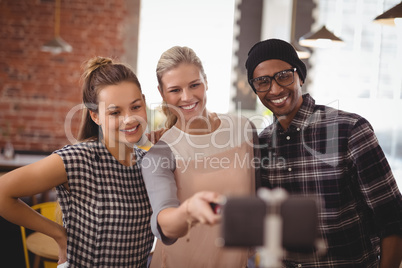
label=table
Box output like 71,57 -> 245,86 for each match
0,154 -> 52,205
26,232 -> 59,260
0,153 -> 47,171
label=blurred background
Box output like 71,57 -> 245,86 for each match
1,0 -> 400,185
0,0 -> 401,266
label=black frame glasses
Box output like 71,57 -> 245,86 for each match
250,68 -> 297,93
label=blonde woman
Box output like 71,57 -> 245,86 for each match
142,46 -> 259,268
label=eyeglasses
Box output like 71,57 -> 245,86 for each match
250,68 -> 297,93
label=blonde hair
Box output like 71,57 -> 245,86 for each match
78,56 -> 141,141
156,46 -> 207,128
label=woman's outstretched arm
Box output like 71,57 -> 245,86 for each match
157,191 -> 222,239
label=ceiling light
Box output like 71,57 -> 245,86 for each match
41,0 -> 72,54
299,25 -> 344,48
373,2 -> 402,26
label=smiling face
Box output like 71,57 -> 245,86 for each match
159,63 -> 208,129
90,81 -> 147,149
253,59 -> 303,121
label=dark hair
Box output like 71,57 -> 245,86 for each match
77,56 -> 142,141
156,46 -> 207,128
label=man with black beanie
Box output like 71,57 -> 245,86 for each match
245,38 -> 402,267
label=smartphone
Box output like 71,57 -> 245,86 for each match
220,196 -> 318,252
220,196 -> 266,247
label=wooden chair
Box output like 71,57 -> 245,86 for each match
21,201 -> 61,268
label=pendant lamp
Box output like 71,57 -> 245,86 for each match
373,1 -> 402,26
299,25 -> 344,48
41,0 -> 72,54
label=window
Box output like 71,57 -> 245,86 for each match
310,0 -> 402,187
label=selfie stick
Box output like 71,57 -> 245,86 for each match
257,188 -> 288,268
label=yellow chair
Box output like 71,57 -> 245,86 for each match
21,201 -> 61,268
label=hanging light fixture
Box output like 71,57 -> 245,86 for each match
373,1 -> 402,26
41,0 -> 72,54
299,25 -> 344,48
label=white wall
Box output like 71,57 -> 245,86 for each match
137,0 -> 235,114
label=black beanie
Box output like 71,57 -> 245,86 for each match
245,39 -> 307,92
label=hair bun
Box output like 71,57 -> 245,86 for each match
83,56 -> 113,79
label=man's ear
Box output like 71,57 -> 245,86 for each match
89,110 -> 100,125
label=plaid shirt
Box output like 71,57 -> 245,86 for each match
259,94 -> 402,268
55,142 -> 153,268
